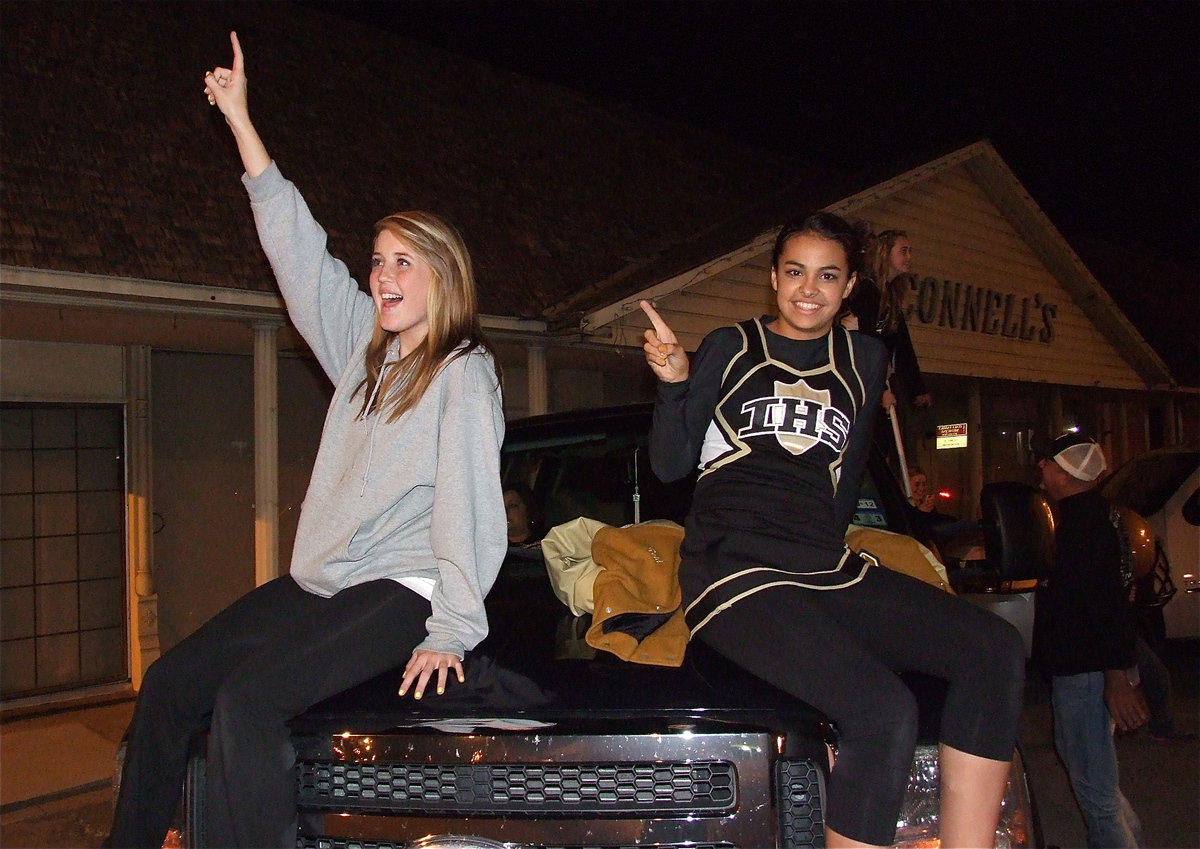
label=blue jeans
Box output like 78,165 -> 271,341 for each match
1052,672 -> 1143,848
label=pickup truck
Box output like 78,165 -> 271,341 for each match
176,403 -> 1049,848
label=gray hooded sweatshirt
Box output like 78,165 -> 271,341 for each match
244,162 -> 506,659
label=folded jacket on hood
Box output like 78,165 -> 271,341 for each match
844,526 -> 954,593
541,516 -> 609,616
585,521 -> 689,667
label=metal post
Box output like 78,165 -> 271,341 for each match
890,406 -> 912,499
967,381 -> 984,521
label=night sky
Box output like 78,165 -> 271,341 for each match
309,0 -> 1199,269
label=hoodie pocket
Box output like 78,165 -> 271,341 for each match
345,485 -> 434,561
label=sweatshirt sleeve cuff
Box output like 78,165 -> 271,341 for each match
656,378 -> 690,401
415,637 -> 466,661
241,159 -> 286,201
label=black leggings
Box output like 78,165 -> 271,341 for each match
109,575 -> 430,849
692,565 -> 1025,845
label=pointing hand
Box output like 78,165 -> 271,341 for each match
640,300 -> 689,384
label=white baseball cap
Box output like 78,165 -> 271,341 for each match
1037,432 -> 1107,482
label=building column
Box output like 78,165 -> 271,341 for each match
254,323 -> 280,586
1116,399 -> 1130,466
527,343 -> 548,416
1163,393 -> 1179,447
1100,399 -> 1116,468
1049,387 -> 1065,435
967,380 -> 983,521
125,345 -> 157,687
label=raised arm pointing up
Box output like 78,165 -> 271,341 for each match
204,31 -> 270,179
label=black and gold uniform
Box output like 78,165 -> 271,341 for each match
650,317 -> 1025,845
652,318 -> 886,618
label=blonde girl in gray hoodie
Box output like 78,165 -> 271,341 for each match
110,33 -> 506,848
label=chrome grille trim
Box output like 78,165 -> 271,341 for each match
297,759 -> 736,815
298,840 -> 738,849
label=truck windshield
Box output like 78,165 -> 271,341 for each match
501,423 -> 694,537
501,416 -> 906,542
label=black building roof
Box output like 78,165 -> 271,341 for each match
2,1 -> 1194,386
1,0 -> 812,320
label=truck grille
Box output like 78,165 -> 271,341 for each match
777,759 -> 824,848
297,759 -> 737,816
298,842 -> 737,849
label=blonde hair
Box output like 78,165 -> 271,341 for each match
865,229 -> 910,334
356,211 -> 497,422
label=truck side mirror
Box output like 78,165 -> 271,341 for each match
980,482 -> 1055,583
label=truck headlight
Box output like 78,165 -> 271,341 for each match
893,743 -> 1035,848
410,837 -> 516,849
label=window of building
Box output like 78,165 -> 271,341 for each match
982,384 -> 1044,487
1,404 -> 127,699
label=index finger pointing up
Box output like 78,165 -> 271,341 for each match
639,300 -> 677,343
230,31 -> 244,74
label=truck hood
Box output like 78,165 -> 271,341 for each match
292,548 -> 947,741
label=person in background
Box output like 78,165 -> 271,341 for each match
1129,539 -> 1193,742
1033,432 -> 1147,848
110,33 -> 507,848
905,466 -> 956,550
1133,629 -> 1192,742
642,211 -> 1024,848
907,467 -> 953,515
504,485 -> 541,544
842,229 -> 932,411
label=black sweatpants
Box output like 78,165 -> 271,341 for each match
691,565 -> 1026,845
110,575 -> 431,848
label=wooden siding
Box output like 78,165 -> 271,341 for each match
850,164 -> 1145,390
598,250 -> 775,352
590,160 -> 1148,391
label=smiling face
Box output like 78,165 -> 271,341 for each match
768,232 -> 857,341
370,227 -> 434,354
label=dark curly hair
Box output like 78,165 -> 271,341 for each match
771,211 -> 868,279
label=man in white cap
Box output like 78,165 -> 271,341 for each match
1033,431 -> 1148,847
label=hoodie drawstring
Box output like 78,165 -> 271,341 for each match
360,348 -> 399,496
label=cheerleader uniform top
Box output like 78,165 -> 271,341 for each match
649,317 -> 888,636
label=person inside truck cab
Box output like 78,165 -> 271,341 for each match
109,33 -> 506,849
504,485 -> 541,544
640,211 -> 1025,848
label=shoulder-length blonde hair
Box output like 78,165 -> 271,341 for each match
865,229 -> 910,334
356,211 -> 498,422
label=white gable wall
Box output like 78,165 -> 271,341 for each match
847,164 -> 1144,389
600,255 -> 774,353
591,161 -> 1146,392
